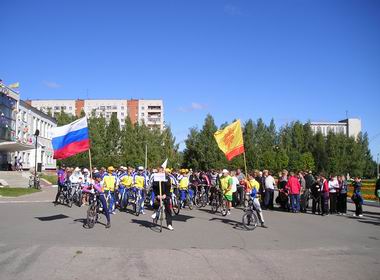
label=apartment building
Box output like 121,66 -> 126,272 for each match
27,99 -> 164,130
310,118 -> 362,139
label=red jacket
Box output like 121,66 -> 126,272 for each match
286,176 -> 301,195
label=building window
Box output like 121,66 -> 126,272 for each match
121,112 -> 125,117
112,106 -> 117,110
54,106 -> 60,110
141,113 -> 145,117
69,106 -> 72,110
121,106 -> 125,110
141,106 -> 145,110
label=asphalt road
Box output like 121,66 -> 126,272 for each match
0,188 -> 379,280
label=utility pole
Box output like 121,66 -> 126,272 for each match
145,143 -> 148,170
377,153 -> 379,179
34,129 -> 39,188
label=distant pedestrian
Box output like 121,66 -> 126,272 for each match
375,177 -> 380,202
263,170 -> 275,210
286,172 -> 301,213
352,177 -> 363,217
320,174 -> 329,216
299,172 -> 307,212
337,175 -> 348,215
328,175 -> 339,214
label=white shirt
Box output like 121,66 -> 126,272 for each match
231,176 -> 239,193
265,175 -> 276,190
328,179 -> 339,193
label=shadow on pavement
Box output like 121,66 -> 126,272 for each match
131,219 -> 156,228
73,218 -> 107,228
35,214 -> 69,221
172,214 -> 194,222
209,217 -> 245,230
358,220 -> 380,226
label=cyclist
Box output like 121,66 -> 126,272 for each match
82,174 -> 111,228
151,167 -> 174,231
220,169 -> 233,215
103,166 -> 117,215
248,174 -> 267,228
118,166 -> 134,209
133,166 -> 147,215
178,169 -> 191,208
199,171 -> 211,204
54,164 -> 66,204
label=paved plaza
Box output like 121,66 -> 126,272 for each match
0,187 -> 379,280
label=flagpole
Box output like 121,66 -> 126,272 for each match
88,149 -> 93,182
243,151 -> 248,178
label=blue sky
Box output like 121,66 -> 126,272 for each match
1,0 -> 380,157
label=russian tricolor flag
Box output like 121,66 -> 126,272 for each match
52,117 -> 90,160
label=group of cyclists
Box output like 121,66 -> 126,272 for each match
53,163 -> 369,231
54,164 -> 269,230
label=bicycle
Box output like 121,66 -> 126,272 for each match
152,198 -> 165,233
86,192 -> 100,228
71,183 -> 83,207
28,174 -> 41,190
180,190 -> 194,210
171,190 -> 180,215
210,189 -> 228,216
242,197 -> 260,231
194,184 -> 208,208
57,182 -> 73,208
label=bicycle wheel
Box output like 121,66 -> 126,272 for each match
159,207 -> 163,232
195,194 -> 203,208
67,196 -> 73,208
210,199 -> 218,214
172,196 -> 180,215
188,196 -> 194,210
201,193 -> 208,208
86,205 -> 97,228
221,200 -> 228,216
242,210 -> 258,231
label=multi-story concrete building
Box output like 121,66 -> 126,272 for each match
13,100 -> 57,170
310,118 -> 362,139
27,98 -> 164,130
0,82 -> 57,170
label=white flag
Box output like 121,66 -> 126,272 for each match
161,158 -> 168,169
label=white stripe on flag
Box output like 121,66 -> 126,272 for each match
51,117 -> 88,138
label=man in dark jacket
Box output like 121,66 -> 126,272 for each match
151,168 -> 174,230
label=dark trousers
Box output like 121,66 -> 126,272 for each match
337,193 -> 347,214
153,197 -> 172,226
312,195 -> 321,214
321,193 -> 329,215
355,200 -> 363,216
264,189 -> 274,210
329,192 -> 338,214
99,194 -> 110,223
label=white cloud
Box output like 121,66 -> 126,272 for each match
224,4 -> 242,16
191,102 -> 205,110
43,80 -> 61,89
177,102 -> 207,112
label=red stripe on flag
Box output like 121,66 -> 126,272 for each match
225,145 -> 245,161
53,139 -> 90,160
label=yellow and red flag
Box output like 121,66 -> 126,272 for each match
214,119 -> 245,161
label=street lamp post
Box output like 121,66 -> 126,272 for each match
145,142 -> 148,170
34,129 -> 39,188
377,153 -> 379,179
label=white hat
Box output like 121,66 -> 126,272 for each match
83,168 -> 89,173
138,166 -> 144,171
222,169 -> 229,174
74,167 -> 81,172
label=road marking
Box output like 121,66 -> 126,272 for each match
0,200 -> 52,204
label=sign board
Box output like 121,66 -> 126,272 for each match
153,172 -> 166,182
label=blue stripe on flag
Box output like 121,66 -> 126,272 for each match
52,127 -> 89,151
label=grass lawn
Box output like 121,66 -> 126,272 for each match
40,173 -> 57,184
0,187 -> 41,197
